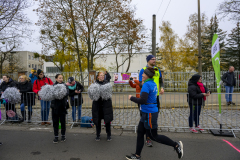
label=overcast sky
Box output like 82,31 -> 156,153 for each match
20,0 -> 235,53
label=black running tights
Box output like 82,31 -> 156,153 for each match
136,121 -> 176,156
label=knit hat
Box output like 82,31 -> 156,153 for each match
37,69 -> 43,75
146,55 -> 155,62
68,77 -> 74,83
190,74 -> 201,83
31,68 -> 36,73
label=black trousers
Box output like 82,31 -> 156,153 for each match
52,112 -> 66,137
157,95 -> 160,111
96,118 -> 111,137
136,121 -> 176,156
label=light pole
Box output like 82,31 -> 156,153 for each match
198,0 -> 202,75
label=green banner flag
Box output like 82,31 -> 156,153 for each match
211,34 -> 221,114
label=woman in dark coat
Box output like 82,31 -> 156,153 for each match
66,77 -> 84,126
104,71 -> 111,82
51,74 -> 69,144
0,75 -> 17,120
18,75 -> 35,123
187,74 -> 210,133
90,72 -> 113,141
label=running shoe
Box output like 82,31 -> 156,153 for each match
107,136 -> 112,142
189,128 -> 198,133
126,154 -> 141,160
146,139 -> 153,147
175,141 -> 183,159
95,136 -> 100,141
195,125 -> 204,132
230,101 -> 236,105
53,137 -> 58,144
61,136 -> 66,142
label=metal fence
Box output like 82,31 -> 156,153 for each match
0,92 -> 240,135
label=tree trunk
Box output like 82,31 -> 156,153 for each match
125,45 -> 132,72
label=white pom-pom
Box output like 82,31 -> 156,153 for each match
53,84 -> 67,100
87,83 -> 100,101
2,87 -> 21,104
38,84 -> 55,101
100,83 -> 112,100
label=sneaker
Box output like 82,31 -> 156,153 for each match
107,136 -> 112,142
227,102 -> 231,105
53,137 -> 58,144
46,122 -> 51,125
230,101 -> 236,105
95,136 -> 100,141
195,125 -> 204,132
145,139 -> 153,147
61,136 -> 66,142
41,122 -> 45,125
73,123 -> 78,127
189,128 -> 198,133
126,154 -> 141,160
175,141 -> 183,159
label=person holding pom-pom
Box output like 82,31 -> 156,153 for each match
33,69 -> 53,125
0,75 -> 17,120
89,72 -> 113,142
51,74 -> 69,144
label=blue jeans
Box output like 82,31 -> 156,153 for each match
20,103 -> 32,112
225,86 -> 234,102
189,105 -> 201,128
40,100 -> 50,121
72,105 -> 82,121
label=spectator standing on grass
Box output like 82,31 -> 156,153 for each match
187,74 -> 210,133
18,75 -> 35,123
126,67 -> 183,160
33,69 -> 54,125
221,66 -> 236,105
29,68 -> 38,84
138,55 -> 164,147
66,77 -> 84,127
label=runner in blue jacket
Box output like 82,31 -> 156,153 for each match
126,67 -> 183,160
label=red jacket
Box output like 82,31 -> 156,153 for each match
33,77 -> 54,94
129,80 -> 141,98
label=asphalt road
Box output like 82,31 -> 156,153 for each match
0,128 -> 240,160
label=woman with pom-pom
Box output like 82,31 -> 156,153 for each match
90,72 -> 113,142
18,75 -> 35,123
0,75 -> 17,120
33,69 -> 54,125
51,74 -> 69,144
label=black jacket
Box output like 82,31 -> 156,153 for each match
68,81 -> 84,106
104,72 -> 111,82
17,81 -> 35,106
221,71 -> 236,86
0,79 -> 17,93
187,80 -> 209,106
92,80 -> 113,125
51,82 -> 69,114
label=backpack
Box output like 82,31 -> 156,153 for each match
6,110 -> 23,123
80,116 -> 94,128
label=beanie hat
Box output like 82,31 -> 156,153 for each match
68,77 -> 74,83
146,55 -> 155,62
190,74 -> 201,83
37,69 -> 43,75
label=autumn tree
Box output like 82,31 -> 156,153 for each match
0,0 -> 31,74
110,8 -> 146,72
218,0 -> 240,22
157,21 -> 182,72
225,22 -> 240,70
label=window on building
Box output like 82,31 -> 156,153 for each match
46,67 -> 61,73
35,64 -> 37,69
28,55 -> 31,60
37,57 -> 39,61
32,56 -> 34,60
29,64 -> 31,68
32,64 -> 34,68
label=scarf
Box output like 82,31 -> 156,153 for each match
197,82 -> 206,101
67,82 -> 77,90
66,81 -> 76,86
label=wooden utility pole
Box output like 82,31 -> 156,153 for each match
152,14 -> 156,57
198,0 -> 202,75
